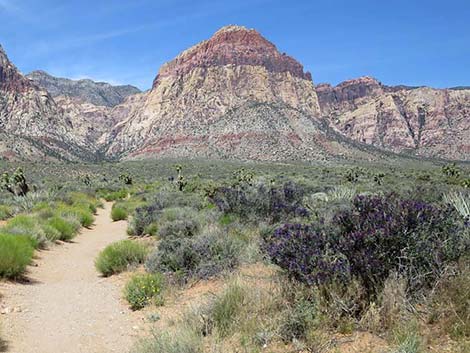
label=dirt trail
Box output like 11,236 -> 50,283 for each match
0,202 -> 143,353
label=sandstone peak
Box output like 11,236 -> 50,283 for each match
153,25 -> 312,87
213,25 -> 252,35
336,76 -> 381,88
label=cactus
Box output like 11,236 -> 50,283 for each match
1,168 -> 30,196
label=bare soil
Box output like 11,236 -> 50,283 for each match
0,203 -> 145,353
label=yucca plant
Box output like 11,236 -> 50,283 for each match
443,192 -> 470,219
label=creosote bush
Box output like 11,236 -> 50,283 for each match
124,273 -> 165,310
95,240 -> 147,277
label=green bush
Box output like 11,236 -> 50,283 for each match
3,214 -> 46,248
57,204 -> 94,228
0,233 -> 34,278
206,281 -> 247,337
101,189 -> 128,202
95,240 -> 147,277
111,206 -> 128,221
67,192 -> 102,213
0,205 -> 12,220
46,216 -> 78,241
41,224 -> 62,242
124,273 -> 165,310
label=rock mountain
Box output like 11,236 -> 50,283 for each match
27,70 -> 140,107
0,26 -> 469,162
0,45 -> 96,161
101,26 -> 380,161
317,77 -> 470,160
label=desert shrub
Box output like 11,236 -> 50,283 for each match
128,191 -> 204,236
95,240 -> 147,277
57,204 -> 94,228
204,281 -> 248,338
111,205 -> 128,221
263,194 -> 469,298
444,191 -> 470,219
128,205 -> 158,236
66,192 -> 102,213
279,288 -> 318,341
33,203 -> 55,218
0,205 -> 12,220
3,214 -> 46,248
0,233 -> 34,278
146,229 -> 243,281
124,273 -> 165,310
12,190 -> 56,212
390,321 -> 424,353
430,262 -> 470,339
132,328 -> 203,353
46,216 -> 78,241
40,223 -> 62,242
211,181 -> 309,223
101,189 -> 128,202
157,207 -> 201,239
150,190 -> 204,210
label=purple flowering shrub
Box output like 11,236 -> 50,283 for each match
211,181 -> 309,223
263,194 -> 468,297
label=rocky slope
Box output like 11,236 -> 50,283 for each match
317,77 -> 470,160
103,26 -> 381,161
2,26 -> 469,162
0,45 -> 95,161
27,71 -> 141,107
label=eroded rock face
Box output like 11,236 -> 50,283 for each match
317,77 -> 470,160
104,26 -> 335,160
153,25 -> 312,87
27,71 -> 141,107
0,45 -> 95,161
54,96 -> 115,145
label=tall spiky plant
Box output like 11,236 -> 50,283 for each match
443,192 -> 470,219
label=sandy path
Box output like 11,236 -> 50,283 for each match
0,202 -> 142,353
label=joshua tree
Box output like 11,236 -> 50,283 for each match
442,163 -> 461,178
232,168 -> 254,188
174,164 -> 187,191
1,168 -> 30,196
119,173 -> 133,185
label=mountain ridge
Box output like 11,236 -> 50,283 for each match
27,70 -> 141,107
1,26 -> 469,162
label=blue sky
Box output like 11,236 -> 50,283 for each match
0,0 -> 469,90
